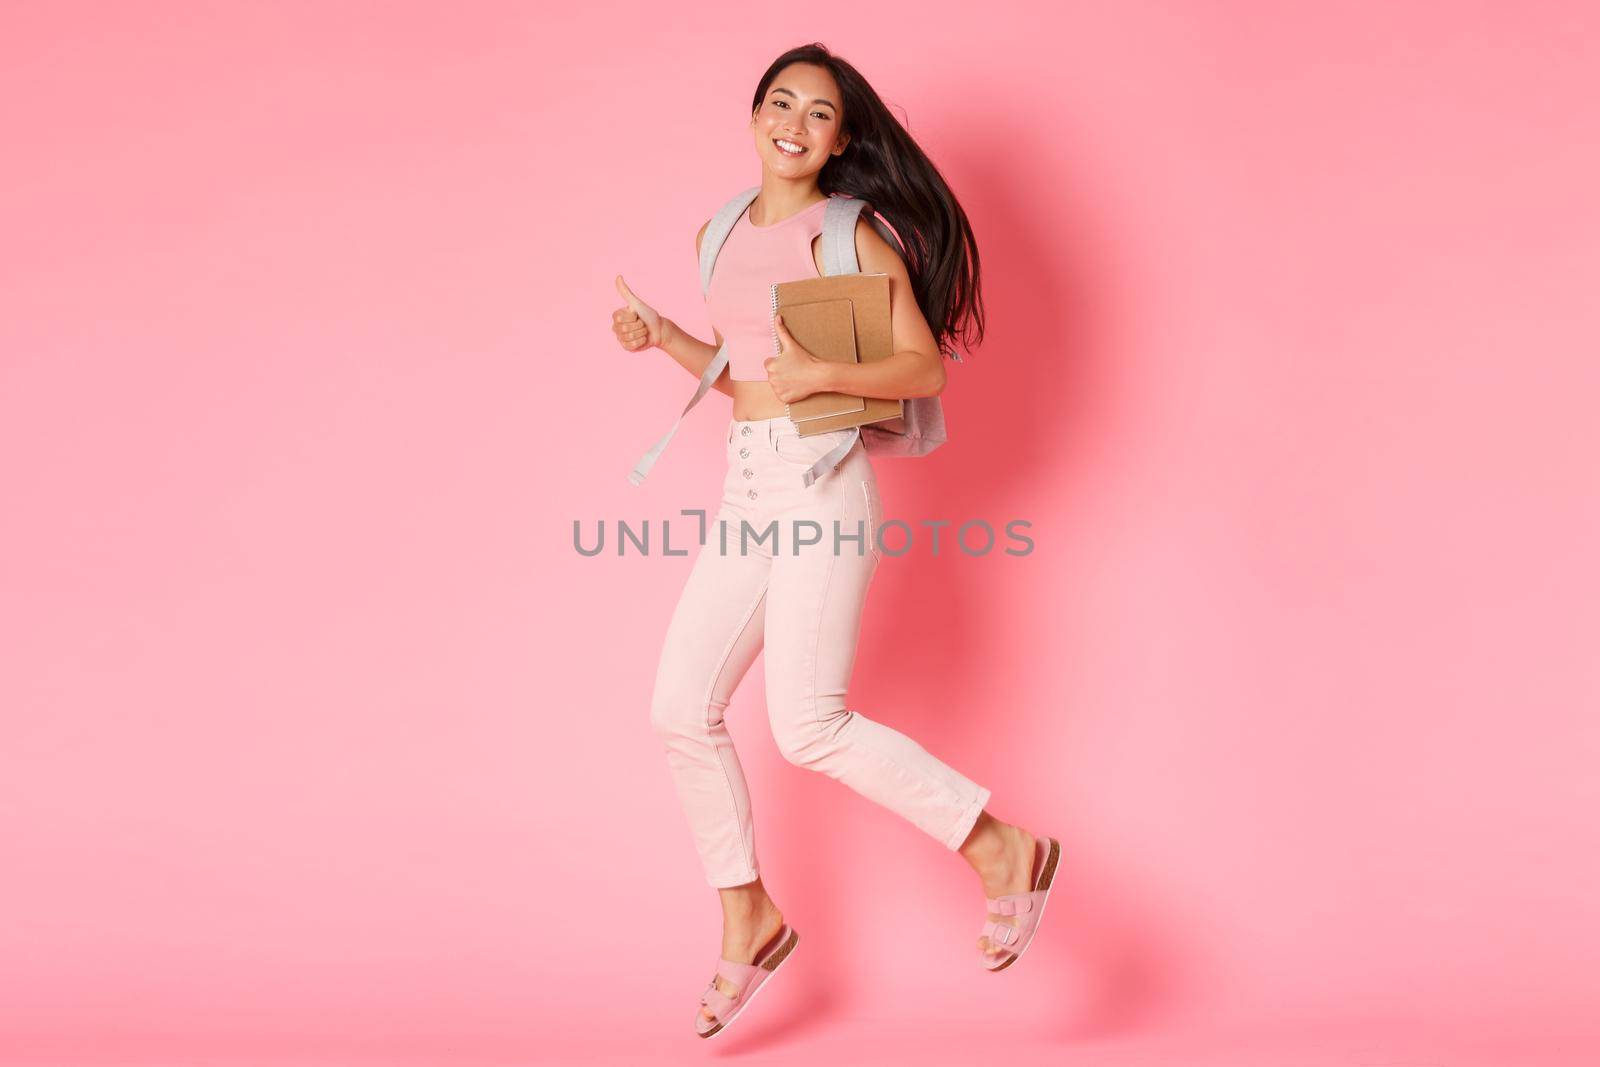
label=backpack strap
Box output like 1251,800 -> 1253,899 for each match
629,188 -> 761,486
699,186 -> 762,297
793,424 -> 859,489
821,195 -> 870,274
820,194 -> 910,274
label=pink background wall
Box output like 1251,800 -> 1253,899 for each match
3,2 -> 1596,1064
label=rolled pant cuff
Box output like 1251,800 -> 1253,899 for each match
944,784 -> 992,850
707,865 -> 761,890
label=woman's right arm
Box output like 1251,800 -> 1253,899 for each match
655,220 -> 734,398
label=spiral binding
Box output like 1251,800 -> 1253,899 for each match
771,281 -> 792,421
768,281 -> 781,355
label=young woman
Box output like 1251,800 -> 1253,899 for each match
610,44 -> 1061,1038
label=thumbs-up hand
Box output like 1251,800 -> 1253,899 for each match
612,274 -> 667,351
763,312 -> 824,403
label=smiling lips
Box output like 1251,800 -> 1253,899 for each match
774,138 -> 806,157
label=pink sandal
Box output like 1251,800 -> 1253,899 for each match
694,922 -> 800,1039
979,835 -> 1062,971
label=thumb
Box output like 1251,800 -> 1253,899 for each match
774,312 -> 793,350
615,274 -> 660,330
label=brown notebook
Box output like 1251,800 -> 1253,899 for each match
771,272 -> 905,436
772,297 -> 864,421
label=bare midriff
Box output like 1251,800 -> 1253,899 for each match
730,380 -> 790,421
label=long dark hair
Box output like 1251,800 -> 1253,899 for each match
752,44 -> 986,361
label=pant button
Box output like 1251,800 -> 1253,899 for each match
747,489 -> 758,499
741,426 -> 752,436
739,447 -> 750,458
742,468 -> 754,478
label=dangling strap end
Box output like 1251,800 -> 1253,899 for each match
798,425 -> 861,488
627,342 -> 731,487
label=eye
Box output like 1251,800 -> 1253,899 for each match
771,98 -> 833,121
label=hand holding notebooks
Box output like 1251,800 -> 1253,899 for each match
771,272 -> 904,436
770,297 -> 865,421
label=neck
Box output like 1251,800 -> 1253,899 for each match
752,177 -> 826,225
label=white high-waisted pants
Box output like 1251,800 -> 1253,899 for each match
649,414 -> 992,887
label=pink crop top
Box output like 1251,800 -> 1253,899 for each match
704,196 -> 831,381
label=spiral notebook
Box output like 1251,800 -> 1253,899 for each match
771,272 -> 905,435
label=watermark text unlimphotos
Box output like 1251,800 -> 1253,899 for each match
573,509 -> 1034,557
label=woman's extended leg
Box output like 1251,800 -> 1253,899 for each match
759,471 -> 1045,962
762,437 -> 994,851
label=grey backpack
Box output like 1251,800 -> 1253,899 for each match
628,185 -> 958,488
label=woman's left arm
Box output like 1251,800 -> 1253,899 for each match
764,219 -> 947,402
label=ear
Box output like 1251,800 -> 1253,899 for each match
834,132 -> 850,155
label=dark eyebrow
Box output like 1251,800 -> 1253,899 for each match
770,87 -> 836,111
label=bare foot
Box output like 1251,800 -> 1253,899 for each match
702,880 -> 787,1027
958,812 -> 1036,962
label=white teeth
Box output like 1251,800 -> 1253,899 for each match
775,139 -> 804,154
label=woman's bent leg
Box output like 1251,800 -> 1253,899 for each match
649,508 -> 772,888
763,445 -> 992,852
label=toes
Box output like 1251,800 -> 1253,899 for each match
977,934 -> 1009,959
700,977 -> 740,1026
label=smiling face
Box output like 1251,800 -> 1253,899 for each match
751,62 -> 849,176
